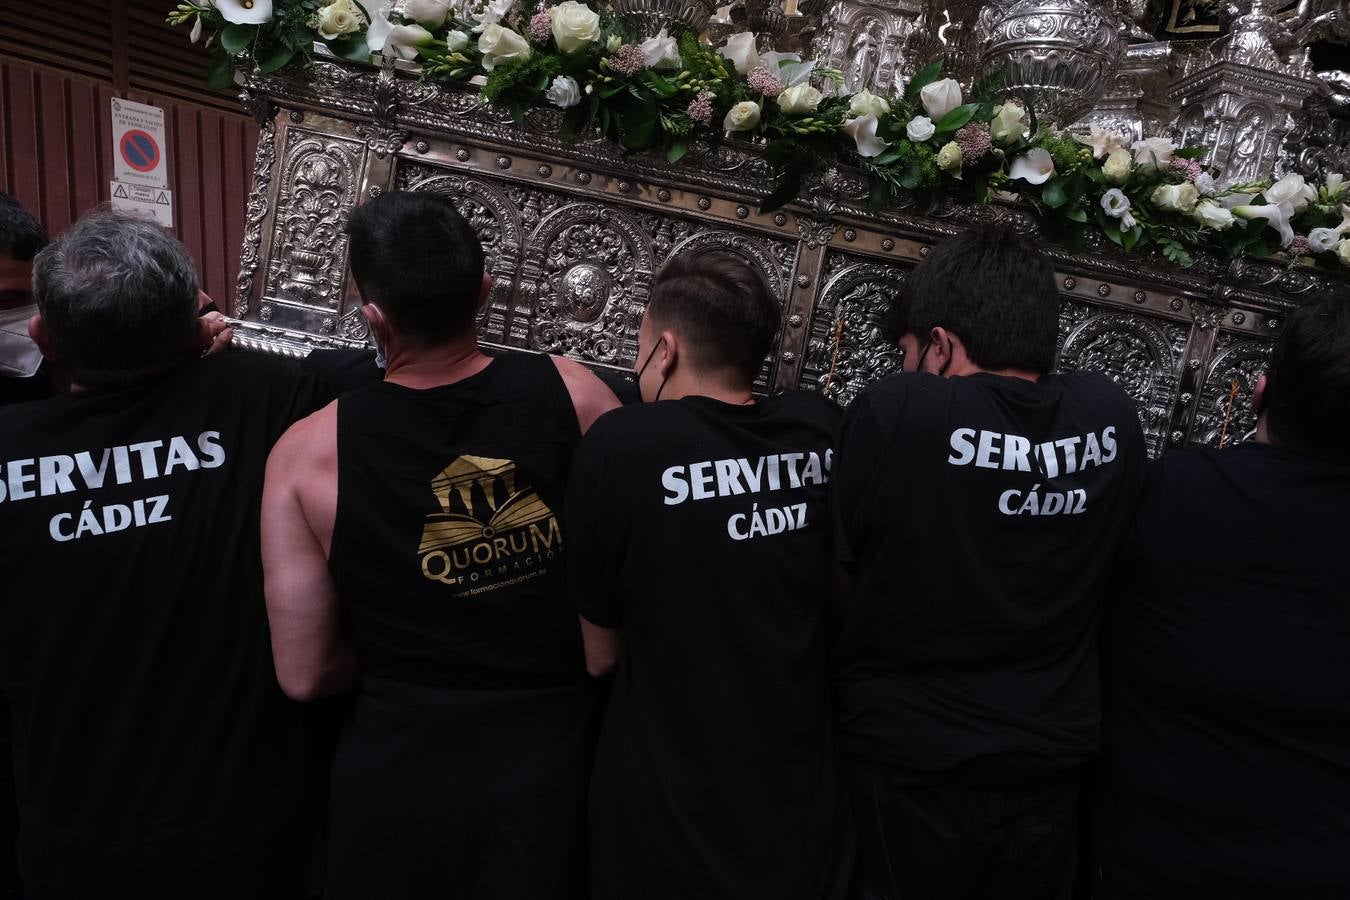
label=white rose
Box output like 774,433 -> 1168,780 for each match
639,28 -> 681,70
842,114 -> 891,158
1132,136 -> 1175,170
444,30 -> 470,52
990,101 -> 1029,146
477,23 -> 532,70
403,0 -> 451,27
550,1 -> 600,53
1192,199 -> 1235,231
544,75 -> 581,108
1151,182 -> 1200,214
315,0 -> 362,38
385,23 -> 434,59
1337,238 -> 1350,266
216,0 -> 272,24
848,89 -> 891,120
1009,147 -> 1055,185
719,31 -> 760,75
1102,147 -> 1133,185
723,100 -> 762,132
1264,173 -> 1316,213
905,115 -> 935,143
1100,188 -> 1132,219
1081,124 -> 1127,159
936,141 -> 963,173
919,77 -> 962,120
777,82 -> 822,115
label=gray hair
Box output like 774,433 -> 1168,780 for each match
33,206 -> 199,387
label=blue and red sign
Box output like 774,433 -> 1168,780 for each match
119,129 -> 160,173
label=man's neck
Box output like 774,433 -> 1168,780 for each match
657,371 -> 755,405
957,362 -> 1042,382
383,337 -> 492,389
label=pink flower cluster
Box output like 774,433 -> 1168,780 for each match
746,66 -> 784,97
687,91 -> 714,126
954,124 -> 992,162
608,44 -> 646,77
1288,235 -> 1310,256
528,9 -> 552,44
1170,156 -> 1203,180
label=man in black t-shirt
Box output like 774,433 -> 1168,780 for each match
0,209 -> 326,899
567,251 -> 853,900
832,226 -> 1146,900
1094,289 -> 1350,900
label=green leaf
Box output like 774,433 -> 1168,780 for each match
667,140 -> 689,164
328,34 -> 370,63
1173,147 -> 1208,160
255,42 -> 299,73
219,23 -> 255,55
642,70 -> 680,98
904,60 -> 942,101
760,174 -> 802,213
900,164 -> 923,190
869,177 -> 893,211
1123,226 -> 1144,251
205,48 -> 236,91
1066,206 -> 1088,223
871,147 -> 904,166
1085,166 -> 1105,185
1041,176 -> 1068,209
935,103 -> 978,134
597,81 -> 627,99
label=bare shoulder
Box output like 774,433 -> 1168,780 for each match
549,354 -> 620,434
268,399 -> 339,486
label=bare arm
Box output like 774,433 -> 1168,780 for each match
579,615 -> 620,678
261,405 -> 358,701
551,355 -> 621,434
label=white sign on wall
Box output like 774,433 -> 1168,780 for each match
110,98 -> 168,188
110,181 -> 174,228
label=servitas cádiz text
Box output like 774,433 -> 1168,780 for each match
661,450 -> 831,542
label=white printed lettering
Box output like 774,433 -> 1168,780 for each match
662,466 -> 689,505
948,428 -> 977,465
39,455 -> 77,496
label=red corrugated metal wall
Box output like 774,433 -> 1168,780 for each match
0,3 -> 259,313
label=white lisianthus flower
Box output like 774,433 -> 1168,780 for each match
315,0 -> 363,39
1192,172 -> 1217,196
444,30 -> 470,52
1081,124 -> 1127,160
403,0 -> 451,27
1306,204 -> 1350,252
990,101 -> 1029,146
1264,173 -> 1316,213
545,75 -> 582,108
640,28 -> 680,70
905,115 -> 935,143
777,83 -> 823,115
478,23 -> 532,70
550,1 -> 600,53
1009,147 -> 1055,185
1151,182 -> 1200,214
848,89 -> 890,120
1131,136 -> 1175,170
1337,238 -> 1350,266
216,0 -> 272,24
1120,210 -> 1138,230
719,32 -> 760,75
1233,204 -> 1295,247
1100,188 -> 1132,219
473,0 -> 514,31
1102,147 -> 1133,185
385,23 -> 435,59
919,78 -> 962,120
1192,199 -> 1236,231
936,141 -> 963,173
842,114 -> 891,158
723,100 -> 762,132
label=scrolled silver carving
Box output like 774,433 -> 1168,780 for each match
800,253 -> 910,405
234,100 -> 277,317
1191,332 -> 1274,448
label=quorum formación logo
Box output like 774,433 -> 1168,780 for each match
418,455 -> 563,589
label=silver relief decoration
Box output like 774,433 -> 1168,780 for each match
1191,331 -> 1274,448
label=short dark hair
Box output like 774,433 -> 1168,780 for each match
883,285 -> 913,344
647,250 -> 781,383
0,193 -> 48,261
1262,288 -> 1350,462
33,207 -> 199,388
907,225 -> 1060,373
346,191 -> 485,345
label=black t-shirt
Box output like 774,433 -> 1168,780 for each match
1095,443 -> 1350,899
567,392 -> 852,900
0,363 -> 56,408
832,372 -> 1146,784
0,352 -> 326,897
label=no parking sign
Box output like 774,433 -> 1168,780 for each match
110,98 -> 173,227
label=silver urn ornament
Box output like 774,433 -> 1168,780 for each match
980,0 -> 1124,125
610,0 -> 719,36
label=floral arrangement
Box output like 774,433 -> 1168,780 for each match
169,0 -> 1350,271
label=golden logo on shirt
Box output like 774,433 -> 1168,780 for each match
418,455 -> 562,591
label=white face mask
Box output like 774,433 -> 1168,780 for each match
0,304 -> 41,378
371,329 -> 388,371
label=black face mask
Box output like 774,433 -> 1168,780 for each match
913,338 -> 950,377
634,337 -> 668,402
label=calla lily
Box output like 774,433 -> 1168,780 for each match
1323,173 -> 1345,202
842,114 -> 891,159
365,0 -> 393,51
1009,147 -> 1055,185
719,32 -> 760,75
385,23 -> 434,60
760,51 -> 815,86
215,0 -> 272,24
189,15 -> 204,42
1233,204 -> 1295,247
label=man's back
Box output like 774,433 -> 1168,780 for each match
833,370 -> 1146,781
1096,443 -> 1350,898
568,392 -> 851,900
0,352 -> 323,897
